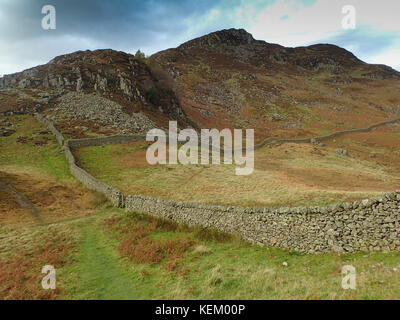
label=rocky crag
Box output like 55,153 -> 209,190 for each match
2,29 -> 399,138
151,28 -> 400,139
0,49 -> 190,134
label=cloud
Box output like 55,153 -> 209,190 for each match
245,0 -> 400,70
0,0 -> 399,75
0,0 -> 224,74
319,26 -> 400,69
322,27 -> 398,56
368,49 -> 400,71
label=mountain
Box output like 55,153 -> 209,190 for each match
150,28 -> 400,140
0,49 -> 190,132
1,28 -> 400,139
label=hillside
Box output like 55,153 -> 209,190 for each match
151,28 -> 400,141
1,28 -> 400,140
2,28 -> 400,300
1,29 -> 400,203
0,49 -> 191,136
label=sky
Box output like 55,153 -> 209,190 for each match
0,0 -> 399,75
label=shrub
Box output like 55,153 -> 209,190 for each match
146,85 -> 160,106
134,50 -> 148,64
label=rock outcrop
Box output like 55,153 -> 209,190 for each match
151,28 -> 400,132
0,49 -> 189,127
1,28 -> 400,136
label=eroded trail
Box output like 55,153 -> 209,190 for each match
0,177 -> 43,224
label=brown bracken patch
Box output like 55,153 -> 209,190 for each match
104,215 -> 194,274
0,171 -> 103,226
0,233 -> 76,300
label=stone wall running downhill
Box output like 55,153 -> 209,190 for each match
34,113 -> 400,254
34,114 -> 66,146
34,113 -> 124,208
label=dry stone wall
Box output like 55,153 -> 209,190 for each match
252,117 -> 400,150
35,114 -> 66,146
124,193 -> 400,253
34,114 -> 124,207
68,117 -> 400,152
34,113 -> 400,253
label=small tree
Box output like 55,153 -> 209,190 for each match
135,50 -> 147,63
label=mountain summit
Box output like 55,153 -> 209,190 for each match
151,28 -> 400,136
0,28 -> 399,140
165,28 -> 399,77
179,28 -> 258,49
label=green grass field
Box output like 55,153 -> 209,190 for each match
58,210 -> 400,300
2,115 -> 400,300
0,115 -> 71,181
73,137 -> 400,208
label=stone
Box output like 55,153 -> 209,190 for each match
336,148 -> 350,156
34,113 -> 400,255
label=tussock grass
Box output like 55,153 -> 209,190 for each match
0,225 -> 78,299
81,191 -> 109,209
74,137 -> 400,207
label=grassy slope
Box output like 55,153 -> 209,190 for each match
74,136 -> 400,208
61,210 -> 400,300
61,212 -> 142,300
0,115 -> 71,181
2,115 -> 400,299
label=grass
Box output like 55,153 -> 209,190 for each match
2,113 -> 400,299
61,213 -> 140,299
6,205 -> 400,299
74,136 -> 400,208
60,211 -> 400,299
0,224 -> 78,299
0,115 -> 71,181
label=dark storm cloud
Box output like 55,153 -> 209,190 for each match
0,0 -> 247,74
0,0 -> 221,46
0,0 -> 399,74
0,0 -> 223,74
